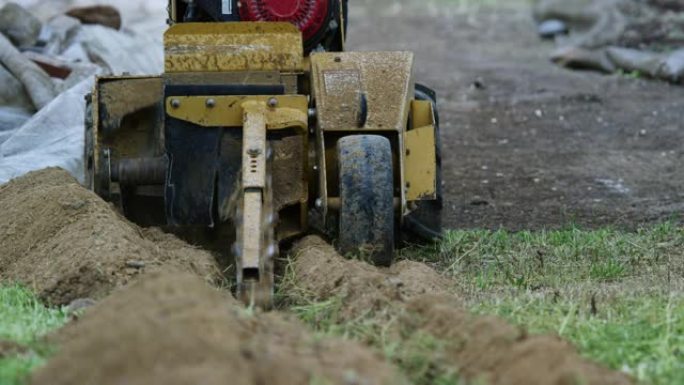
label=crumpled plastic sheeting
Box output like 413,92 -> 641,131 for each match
0,107 -> 31,143
77,25 -> 164,75
0,78 -> 93,184
0,30 -> 163,185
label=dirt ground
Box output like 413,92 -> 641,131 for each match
287,236 -> 633,385
0,168 -> 219,306
31,271 -> 404,385
348,0 -> 684,230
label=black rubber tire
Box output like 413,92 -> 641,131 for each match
337,135 -> 395,266
404,84 -> 443,242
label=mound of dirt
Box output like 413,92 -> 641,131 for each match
287,236 -> 456,320
0,168 -> 219,306
31,271 -> 405,385
404,296 -> 632,385
288,236 -> 633,385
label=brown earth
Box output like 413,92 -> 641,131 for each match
0,340 -> 28,358
349,0 -> 684,230
288,236 -> 633,385
31,271 -> 405,385
0,168 -> 219,306
287,236 -> 454,321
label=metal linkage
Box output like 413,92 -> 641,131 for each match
234,101 -> 277,309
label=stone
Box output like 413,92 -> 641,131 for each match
538,19 -> 568,39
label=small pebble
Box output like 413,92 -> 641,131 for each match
538,19 -> 568,39
126,260 -> 146,269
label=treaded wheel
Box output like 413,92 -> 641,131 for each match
404,84 -> 443,241
337,135 -> 394,266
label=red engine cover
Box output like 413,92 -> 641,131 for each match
239,0 -> 330,42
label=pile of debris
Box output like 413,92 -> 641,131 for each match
535,0 -> 684,83
0,2 -> 163,185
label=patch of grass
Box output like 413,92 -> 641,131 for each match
0,285 -> 68,385
280,268 -> 461,385
473,294 -> 684,384
617,69 -> 645,80
401,222 -> 684,385
288,295 -> 462,385
0,357 -> 45,385
404,223 -> 682,292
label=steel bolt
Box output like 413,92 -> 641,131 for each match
315,198 -> 323,209
268,98 -> 278,108
171,99 -> 181,109
206,98 -> 216,108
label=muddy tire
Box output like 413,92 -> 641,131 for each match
337,135 -> 394,266
404,84 -> 443,241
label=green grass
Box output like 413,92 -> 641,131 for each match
401,223 -> 684,385
407,223 -> 682,292
0,286 -> 68,385
473,294 -> 684,384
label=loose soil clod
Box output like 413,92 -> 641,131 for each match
30,271 -> 405,385
0,168 -> 220,306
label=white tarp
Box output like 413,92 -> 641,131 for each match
0,0 -> 165,185
0,78 -> 93,184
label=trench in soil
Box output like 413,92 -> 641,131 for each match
0,169 -> 634,385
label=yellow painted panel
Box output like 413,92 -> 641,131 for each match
405,125 -> 437,201
310,51 -> 415,131
165,95 -> 308,129
164,22 -> 304,73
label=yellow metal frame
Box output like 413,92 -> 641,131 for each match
310,51 -> 415,132
404,100 -> 437,201
164,22 -> 305,73
165,95 -> 308,130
